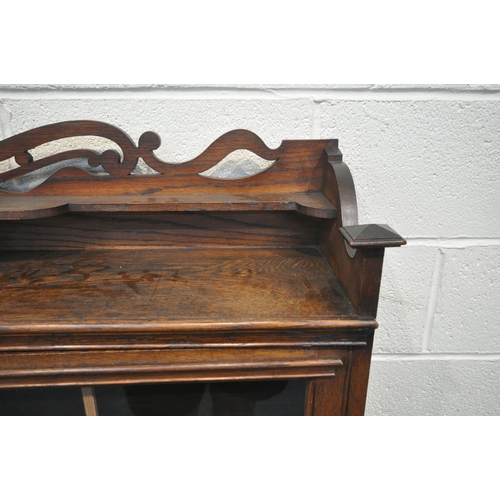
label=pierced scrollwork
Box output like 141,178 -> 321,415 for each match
0,121 -> 279,193
0,121 -> 161,192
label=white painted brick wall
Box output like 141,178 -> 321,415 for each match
431,247 -> 500,353
1,84 -> 498,415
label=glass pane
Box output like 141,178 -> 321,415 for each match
95,380 -> 307,416
0,386 -> 86,416
0,380 -> 307,415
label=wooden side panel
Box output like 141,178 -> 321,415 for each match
304,372 -> 347,416
345,333 -> 374,416
304,347 -> 350,416
320,155 -> 386,317
304,334 -> 374,416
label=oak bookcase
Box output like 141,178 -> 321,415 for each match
0,122 -> 405,415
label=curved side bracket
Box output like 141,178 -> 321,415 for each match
324,145 -> 359,257
323,145 -> 406,258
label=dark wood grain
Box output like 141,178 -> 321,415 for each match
0,247 -> 360,331
0,212 -> 323,251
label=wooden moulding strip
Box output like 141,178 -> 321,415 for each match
0,319 -> 379,334
0,359 -> 343,388
0,328 -> 371,352
0,192 -> 337,221
0,341 -> 369,352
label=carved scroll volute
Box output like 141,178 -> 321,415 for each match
322,144 -> 359,258
0,121 -> 164,185
0,121 -> 168,192
0,121 -> 139,173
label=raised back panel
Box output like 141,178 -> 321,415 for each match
0,212 -> 323,251
0,121 -> 336,196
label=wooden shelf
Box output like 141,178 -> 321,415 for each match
0,247 -> 374,336
0,192 -> 337,221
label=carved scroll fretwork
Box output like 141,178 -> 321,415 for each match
0,121 -> 280,193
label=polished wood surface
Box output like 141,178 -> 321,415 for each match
0,247 -> 361,331
0,212 -> 322,251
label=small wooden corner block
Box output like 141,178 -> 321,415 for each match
340,224 -> 406,248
